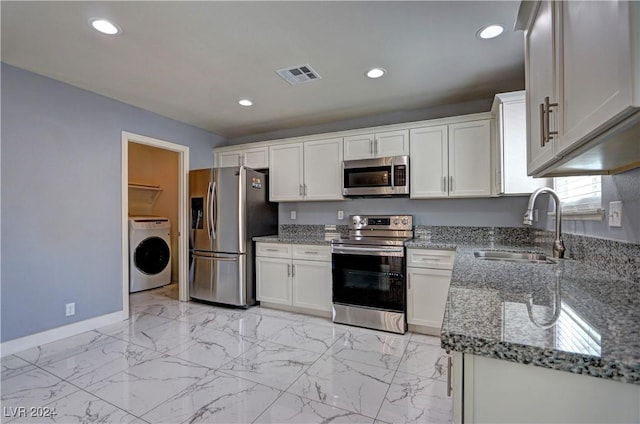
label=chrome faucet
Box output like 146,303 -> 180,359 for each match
523,187 -> 565,259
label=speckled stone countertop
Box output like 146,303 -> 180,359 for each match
441,244 -> 640,385
252,234 -> 332,245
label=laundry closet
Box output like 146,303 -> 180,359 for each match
128,142 -> 179,288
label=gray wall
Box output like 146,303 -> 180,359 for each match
279,196 -> 531,227
538,168 -> 640,244
1,64 -> 225,342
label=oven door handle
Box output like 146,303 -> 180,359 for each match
332,245 -> 405,256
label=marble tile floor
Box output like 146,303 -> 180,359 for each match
1,284 -> 452,423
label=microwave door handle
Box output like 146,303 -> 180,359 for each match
390,159 -> 395,189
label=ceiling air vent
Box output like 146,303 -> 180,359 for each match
276,64 -> 322,85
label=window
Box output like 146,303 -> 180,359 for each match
553,176 -> 603,219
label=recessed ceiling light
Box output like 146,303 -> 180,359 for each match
238,99 -> 253,107
366,68 -> 386,79
478,24 -> 504,39
90,19 -> 121,35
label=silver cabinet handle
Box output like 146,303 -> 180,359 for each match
443,176 -> 447,193
265,248 -> 279,252
304,184 -> 307,196
370,140 -> 374,155
287,264 -> 291,277
447,356 -> 453,397
238,155 -> 242,166
449,176 -> 453,193
374,139 -> 378,156
540,102 -> 546,147
291,264 -> 296,277
544,96 -> 558,145
408,274 -> 411,290
299,184 -> 304,196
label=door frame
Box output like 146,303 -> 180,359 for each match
121,131 -> 190,317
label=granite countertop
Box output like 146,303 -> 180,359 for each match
441,243 -> 640,385
253,235 -> 333,245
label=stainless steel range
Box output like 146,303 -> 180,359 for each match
331,215 -> 413,334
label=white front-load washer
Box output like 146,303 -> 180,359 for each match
129,217 -> 171,293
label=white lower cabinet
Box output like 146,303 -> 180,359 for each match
256,242 -> 331,313
406,249 -> 455,334
451,352 -> 640,423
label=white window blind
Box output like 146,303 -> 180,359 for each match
553,176 -> 602,215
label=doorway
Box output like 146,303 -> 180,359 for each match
121,132 -> 189,317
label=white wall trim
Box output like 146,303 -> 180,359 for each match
0,311 -> 125,357
121,131 -> 191,314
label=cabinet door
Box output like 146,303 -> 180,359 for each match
343,133 -> 375,160
409,126 -> 448,198
407,267 -> 452,328
557,1 -> 634,155
292,259 -> 332,312
304,137 -> 343,200
375,129 -> 409,157
256,256 -> 292,305
243,146 -> 269,169
448,120 -> 492,197
269,143 -> 304,201
526,0 -> 559,175
217,150 -> 243,168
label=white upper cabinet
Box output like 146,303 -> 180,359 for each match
303,137 -> 343,201
492,91 -> 548,195
343,129 -> 409,160
411,119 -> 491,198
216,146 -> 269,169
269,143 -> 304,201
521,0 -> 640,176
524,0 -> 559,175
410,125 -> 449,198
448,120 -> 492,197
269,137 -> 343,202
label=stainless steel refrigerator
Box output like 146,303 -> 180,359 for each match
189,167 -> 277,307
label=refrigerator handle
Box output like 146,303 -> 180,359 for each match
238,167 -> 246,253
207,181 -> 216,240
212,181 -> 217,240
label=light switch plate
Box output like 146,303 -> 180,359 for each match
337,210 -> 344,220
290,210 -> 297,220
608,201 -> 622,227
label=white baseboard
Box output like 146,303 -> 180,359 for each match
0,311 -> 126,357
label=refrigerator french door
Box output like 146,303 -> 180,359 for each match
189,167 -> 277,307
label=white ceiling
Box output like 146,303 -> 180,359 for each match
1,1 -> 525,138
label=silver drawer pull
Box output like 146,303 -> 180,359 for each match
265,248 -> 280,252
303,251 -> 318,254
447,356 -> 453,397
421,257 -> 439,261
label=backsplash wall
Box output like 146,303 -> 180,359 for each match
537,167 -> 640,244
278,196 -> 531,227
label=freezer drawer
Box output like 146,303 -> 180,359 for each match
189,251 -> 247,306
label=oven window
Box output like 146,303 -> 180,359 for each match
345,166 -> 391,188
332,253 -> 405,312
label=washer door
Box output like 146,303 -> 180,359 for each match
134,236 -> 170,275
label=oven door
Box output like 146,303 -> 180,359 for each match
332,246 -> 405,312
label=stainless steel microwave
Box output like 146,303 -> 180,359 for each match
343,155 -> 409,197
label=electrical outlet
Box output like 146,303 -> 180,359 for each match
65,302 -> 75,317
609,201 -> 623,227
290,211 -> 297,220
337,210 -> 344,220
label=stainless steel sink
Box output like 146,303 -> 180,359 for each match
473,250 -> 556,264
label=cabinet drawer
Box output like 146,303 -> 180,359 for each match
256,242 -> 292,259
407,249 -> 455,270
292,244 -> 331,262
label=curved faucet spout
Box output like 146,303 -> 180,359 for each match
523,187 -> 565,259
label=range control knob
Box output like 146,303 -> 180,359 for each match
393,218 -> 399,225
402,218 -> 409,225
